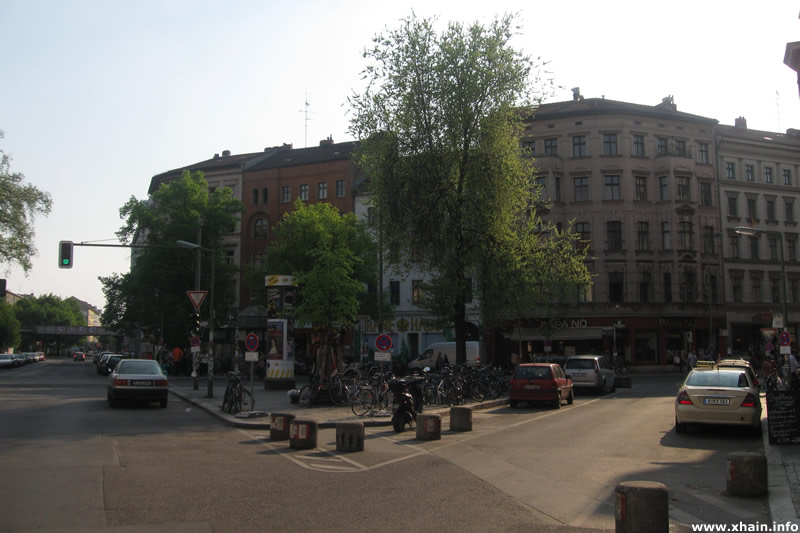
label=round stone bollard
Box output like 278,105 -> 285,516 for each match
416,414 -> 442,441
289,419 -> 318,450
727,452 -> 767,497
615,481 -> 669,533
450,406 -> 473,432
270,412 -> 296,441
336,422 -> 365,452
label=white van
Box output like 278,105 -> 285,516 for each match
407,341 -> 480,369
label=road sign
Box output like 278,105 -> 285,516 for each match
375,334 -> 392,352
190,335 -> 201,347
187,291 -> 208,310
780,331 -> 792,346
374,351 -> 392,362
766,342 -> 775,353
245,333 -> 259,352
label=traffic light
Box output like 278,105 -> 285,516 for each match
192,311 -> 201,334
58,241 -> 73,269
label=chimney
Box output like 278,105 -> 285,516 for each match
735,117 -> 748,129
571,87 -> 583,101
222,149 -> 231,157
320,135 -> 334,146
657,95 -> 676,111
213,153 -> 219,159
281,143 -> 293,150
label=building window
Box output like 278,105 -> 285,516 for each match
636,221 -> 649,250
747,198 -> 757,220
635,176 -> 647,200
732,273 -> 743,303
764,167 -> 774,184
679,221 -> 693,249
783,168 -> 792,186
771,277 -> 781,304
607,221 -> 623,251
281,185 -> 291,203
252,188 -> 259,205
253,218 -> 268,240
703,226 -> 715,254
555,177 -> 561,201
790,238 -> 797,262
640,272 -> 651,303
609,272 -> 624,303
544,138 -> 558,155
662,221 -> 671,250
633,135 -> 645,156
225,249 -> 235,265
769,235 -> 779,260
700,183 -> 712,207
793,279 -> 800,305
698,143 -> 709,164
746,165 -> 755,181
262,188 -> 268,204
728,196 -> 738,217
336,180 -> 345,198
572,135 -> 587,157
603,134 -> 618,155
604,175 -> 621,200
675,140 -> 686,157
659,176 -> 668,201
657,137 -> 668,155
767,199 -> 776,221
751,276 -> 762,303
389,281 -> 400,305
521,140 -> 535,156
575,221 -> 591,250
726,162 -> 736,179
299,184 -> 309,201
730,235 -> 740,258
787,201 -> 795,223
412,280 -> 423,304
749,236 -> 759,260
574,176 -> 589,201
680,271 -> 696,302
663,272 -> 672,303
677,176 -> 690,201
318,182 -> 328,200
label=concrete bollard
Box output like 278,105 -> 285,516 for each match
615,481 -> 669,533
416,414 -> 441,441
336,422 -> 365,452
450,406 -> 473,432
270,412 -> 296,441
727,452 -> 768,497
289,419 -> 318,450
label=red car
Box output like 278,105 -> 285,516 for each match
73,352 -> 86,362
510,363 -> 574,409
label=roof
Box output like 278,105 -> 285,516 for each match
246,141 -> 358,171
148,150 -> 270,194
530,97 -> 718,126
715,123 -> 800,148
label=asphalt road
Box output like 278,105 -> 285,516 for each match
0,359 -> 770,532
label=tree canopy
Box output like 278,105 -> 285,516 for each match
350,13 -> 591,363
13,293 -> 84,349
0,130 -> 52,273
100,170 -> 243,347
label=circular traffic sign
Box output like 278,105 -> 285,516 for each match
780,331 -> 792,346
245,333 -> 259,352
190,335 -> 201,347
375,334 -> 392,352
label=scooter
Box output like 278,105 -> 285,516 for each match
390,377 -> 423,433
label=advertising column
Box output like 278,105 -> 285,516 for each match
265,275 -> 296,389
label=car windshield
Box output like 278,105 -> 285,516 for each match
686,371 -> 749,388
566,359 -> 596,370
117,361 -> 162,375
514,366 -> 553,380
0,354 -> 11,360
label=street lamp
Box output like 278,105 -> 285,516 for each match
177,239 -> 216,398
734,226 -> 790,334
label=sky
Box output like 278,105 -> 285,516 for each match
1,0 -> 799,311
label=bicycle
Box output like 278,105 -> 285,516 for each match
299,374 -> 324,407
351,369 -> 392,416
221,371 -> 254,414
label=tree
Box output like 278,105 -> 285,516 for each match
0,130 -> 52,273
350,13 -> 587,364
0,300 -> 21,351
265,200 -> 377,373
100,170 -> 243,348
13,294 -> 85,350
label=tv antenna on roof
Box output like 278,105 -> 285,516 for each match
298,91 -> 320,148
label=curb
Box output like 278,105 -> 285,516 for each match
760,398 -> 799,524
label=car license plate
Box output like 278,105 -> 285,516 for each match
524,384 -> 540,389
132,380 -> 153,386
703,397 -> 730,406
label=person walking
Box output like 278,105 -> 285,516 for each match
688,350 -> 698,370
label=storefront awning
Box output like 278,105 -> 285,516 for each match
507,327 -> 606,341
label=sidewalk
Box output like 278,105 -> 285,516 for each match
168,373 -> 800,526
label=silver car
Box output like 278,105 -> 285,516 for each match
564,355 -> 616,394
107,359 -> 169,408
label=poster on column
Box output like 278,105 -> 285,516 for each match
266,319 -> 294,380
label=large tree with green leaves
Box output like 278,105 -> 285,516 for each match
0,130 -> 52,273
100,170 -> 243,347
13,293 -> 84,349
0,299 -> 21,351
264,199 -> 377,370
350,13 -> 590,363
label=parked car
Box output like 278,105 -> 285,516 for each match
675,367 -> 761,434
35,352 -> 45,361
99,354 -> 126,376
407,341 -> 481,369
564,355 -> 616,394
73,352 -> 86,362
107,359 -> 169,408
716,359 -> 759,388
11,353 -> 26,367
0,354 -> 16,369
510,363 -> 574,409
24,352 -> 37,364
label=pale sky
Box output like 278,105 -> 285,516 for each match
1,0 -> 799,310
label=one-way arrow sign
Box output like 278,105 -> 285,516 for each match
187,290 -> 208,310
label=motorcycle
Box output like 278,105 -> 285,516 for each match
390,377 -> 424,433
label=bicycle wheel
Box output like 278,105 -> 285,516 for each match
240,387 -> 254,411
328,377 -> 349,406
221,386 -> 234,413
299,385 -> 316,407
351,387 -> 375,417
468,380 -> 489,402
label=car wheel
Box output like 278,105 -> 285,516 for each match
159,398 -> 168,408
509,399 -> 518,409
552,392 -> 561,409
567,388 -> 574,405
675,417 -> 687,434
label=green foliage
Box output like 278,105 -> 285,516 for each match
0,300 -> 21,350
0,130 -> 53,273
101,170 -> 244,346
13,293 -> 84,347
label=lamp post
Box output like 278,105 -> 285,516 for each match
177,239 -> 216,398
735,226 -> 790,335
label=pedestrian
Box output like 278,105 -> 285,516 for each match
688,350 -> 697,369
511,352 -> 520,369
